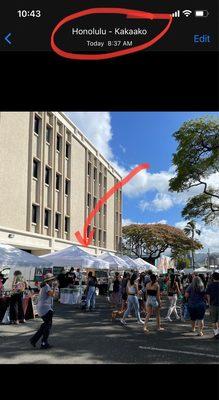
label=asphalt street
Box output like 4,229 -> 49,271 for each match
0,296 -> 218,364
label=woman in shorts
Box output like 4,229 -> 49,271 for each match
144,274 -> 164,332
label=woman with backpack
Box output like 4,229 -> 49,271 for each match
165,274 -> 181,322
185,275 -> 206,336
120,273 -> 144,326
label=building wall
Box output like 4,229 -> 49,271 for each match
0,112 -> 30,230
0,111 -> 122,255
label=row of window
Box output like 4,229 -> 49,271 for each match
87,225 -> 106,244
34,116 -> 70,157
87,162 -> 107,187
33,160 -> 70,194
32,205 -> 70,232
87,194 -> 107,215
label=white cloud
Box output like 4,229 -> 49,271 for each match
175,221 -> 219,252
65,112 -> 219,217
65,112 -> 113,160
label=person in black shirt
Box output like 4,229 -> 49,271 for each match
86,271 -> 97,311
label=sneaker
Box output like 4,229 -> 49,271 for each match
197,332 -> 204,337
40,343 -> 53,350
165,317 -> 172,322
120,319 -> 127,326
157,327 -> 165,331
137,320 -> 145,325
176,316 -> 181,320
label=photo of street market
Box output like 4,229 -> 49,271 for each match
0,111 -> 218,364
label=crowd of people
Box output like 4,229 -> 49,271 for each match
1,266 -> 218,350
109,269 -> 219,339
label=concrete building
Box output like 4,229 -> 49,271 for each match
0,112 -> 122,256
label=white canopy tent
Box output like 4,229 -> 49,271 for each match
41,245 -> 109,270
116,254 -> 140,270
134,258 -> 158,273
0,243 -> 52,289
98,252 -> 127,271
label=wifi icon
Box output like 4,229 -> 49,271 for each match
183,10 -> 192,17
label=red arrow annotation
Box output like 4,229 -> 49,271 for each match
75,162 -> 150,247
50,8 -> 173,61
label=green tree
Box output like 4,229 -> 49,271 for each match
169,117 -> 219,224
122,223 -> 202,265
183,220 -> 201,269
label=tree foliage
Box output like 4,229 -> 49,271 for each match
122,223 -> 202,262
169,117 -> 219,223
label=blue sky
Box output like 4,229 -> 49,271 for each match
109,112 -> 218,226
66,111 -> 219,251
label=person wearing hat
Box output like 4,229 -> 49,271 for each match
30,273 -> 57,349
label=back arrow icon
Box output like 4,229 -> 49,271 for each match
4,33 -> 12,45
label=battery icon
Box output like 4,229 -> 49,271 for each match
195,10 -> 209,17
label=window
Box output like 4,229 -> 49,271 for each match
104,177 -> 107,190
98,230 -> 102,243
116,212 -> 119,224
65,216 -> 69,233
32,205 -> 38,224
44,209 -> 50,227
45,166 -> 50,185
88,162 -> 91,176
87,225 -> 91,237
56,135 -> 61,151
103,231 -> 106,244
87,193 -> 91,207
65,143 -> 70,159
56,174 -> 60,191
55,213 -> 60,230
65,179 -> 70,195
94,167 -> 97,181
34,115 -> 40,135
103,204 -> 107,216
93,197 -> 97,208
46,126 -> 51,144
99,172 -> 102,185
33,159 -> 39,179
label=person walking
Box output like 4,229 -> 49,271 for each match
120,273 -> 144,325
9,271 -> 27,324
165,274 -> 181,322
206,271 -> 219,339
30,273 -> 57,349
86,271 -> 97,311
121,272 -> 130,310
185,276 -> 206,336
111,272 -> 122,309
144,274 -> 164,332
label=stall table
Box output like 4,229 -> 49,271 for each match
60,286 -> 85,305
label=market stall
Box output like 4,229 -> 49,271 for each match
41,245 -> 109,304
98,252 -> 127,272
0,243 -> 52,322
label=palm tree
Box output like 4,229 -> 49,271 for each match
184,220 -> 201,269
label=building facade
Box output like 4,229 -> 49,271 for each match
0,112 -> 122,256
